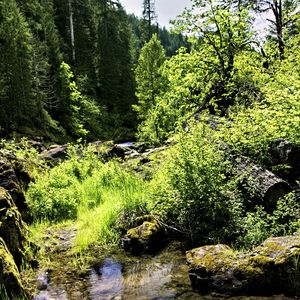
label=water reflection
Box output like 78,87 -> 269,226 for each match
89,257 -> 179,299
89,258 -> 124,299
34,247 -> 297,300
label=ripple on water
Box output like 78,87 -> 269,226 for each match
33,248 -> 298,300
34,287 -> 68,300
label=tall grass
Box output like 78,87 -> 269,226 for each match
27,145 -> 149,250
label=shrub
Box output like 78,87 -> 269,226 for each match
238,193 -> 300,248
149,123 -> 244,245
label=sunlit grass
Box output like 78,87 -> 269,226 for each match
75,168 -> 149,251
27,147 -> 149,251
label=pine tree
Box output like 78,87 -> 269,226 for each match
0,0 -> 37,132
96,2 -> 135,114
142,0 -> 157,42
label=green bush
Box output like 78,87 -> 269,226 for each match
238,193 -> 300,248
150,123 -> 244,244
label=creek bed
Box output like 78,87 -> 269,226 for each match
33,242 -> 297,300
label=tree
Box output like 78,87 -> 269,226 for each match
58,62 -> 87,138
175,0 -> 253,115
142,0 -> 157,42
133,34 -> 166,122
0,0 -> 37,132
96,1 -> 136,135
245,0 -> 300,58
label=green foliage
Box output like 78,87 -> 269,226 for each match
134,34 -> 166,119
150,123 -> 244,244
27,145 -> 149,247
1,138 -> 47,179
0,0 -> 36,132
133,34 -> 167,143
216,42 -> 300,159
58,62 -> 89,138
0,285 -> 29,300
127,13 -> 191,58
237,193 -> 300,248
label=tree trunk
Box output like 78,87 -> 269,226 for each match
68,0 -> 75,62
230,153 -> 291,211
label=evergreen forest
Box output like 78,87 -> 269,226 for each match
1,0 -> 300,298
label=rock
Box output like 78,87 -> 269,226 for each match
36,271 -> 49,290
91,141 -> 125,160
0,237 -> 28,298
187,235 -> 300,296
0,187 -> 29,268
143,146 -> 167,156
27,140 -> 47,153
39,144 -> 68,164
125,149 -> 140,159
0,154 -> 32,221
109,145 -> 125,160
122,219 -> 167,254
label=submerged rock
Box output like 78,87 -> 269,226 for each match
122,219 -> 167,254
187,236 -> 300,296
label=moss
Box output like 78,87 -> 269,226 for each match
187,245 -> 236,272
249,254 -> 274,267
0,187 -> 30,268
126,221 -> 161,240
235,260 -> 264,277
0,238 -> 25,296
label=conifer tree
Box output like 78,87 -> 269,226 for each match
0,0 -> 37,132
142,0 -> 157,42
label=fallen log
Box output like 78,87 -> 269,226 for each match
230,153 -> 291,211
267,139 -> 300,181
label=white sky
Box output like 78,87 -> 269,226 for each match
119,0 -> 193,28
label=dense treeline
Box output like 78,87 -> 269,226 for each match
0,0 -> 188,142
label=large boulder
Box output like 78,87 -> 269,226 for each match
187,235 -> 300,296
0,188 -> 31,298
0,188 -> 28,268
91,141 -> 125,161
0,154 -> 32,222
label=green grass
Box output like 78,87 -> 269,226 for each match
27,146 -> 149,251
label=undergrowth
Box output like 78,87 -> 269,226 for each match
27,145 -> 149,249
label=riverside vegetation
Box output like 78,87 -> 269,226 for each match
1,0 -> 300,298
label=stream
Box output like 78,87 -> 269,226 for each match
33,242 -> 296,300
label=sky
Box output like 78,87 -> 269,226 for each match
119,0 -> 192,28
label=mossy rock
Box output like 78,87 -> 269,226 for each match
0,154 -> 32,222
187,235 -> 300,296
122,219 -> 167,254
0,237 -> 29,298
0,187 -> 29,268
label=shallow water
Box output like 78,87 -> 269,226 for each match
117,142 -> 135,148
34,245 -> 297,300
